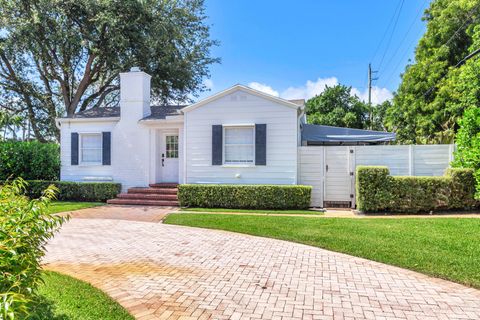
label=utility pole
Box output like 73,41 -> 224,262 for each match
368,63 -> 378,129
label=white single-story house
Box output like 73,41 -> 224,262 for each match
57,67 -> 405,206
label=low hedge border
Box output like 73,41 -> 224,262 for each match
356,166 -> 478,213
178,184 -> 312,209
1,180 -> 122,202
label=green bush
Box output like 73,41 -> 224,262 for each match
356,166 -> 478,213
0,141 -> 60,180
356,166 -> 392,212
178,184 -> 312,209
452,106 -> 480,198
0,179 -> 66,318
23,181 -> 121,202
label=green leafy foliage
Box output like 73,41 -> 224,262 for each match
388,0 -> 480,143
306,85 -> 370,129
0,179 -> 66,319
356,166 -> 478,213
178,184 -> 312,210
0,0 -> 218,141
0,141 -> 60,181
23,181 -> 121,202
452,107 -> 480,197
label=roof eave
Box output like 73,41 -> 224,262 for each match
56,117 -> 121,123
181,84 -> 302,113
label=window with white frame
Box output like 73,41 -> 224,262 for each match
224,126 -> 254,164
80,133 -> 102,164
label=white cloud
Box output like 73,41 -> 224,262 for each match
203,79 -> 214,90
280,77 -> 339,100
351,86 -> 393,104
249,77 -> 393,104
248,82 -> 279,97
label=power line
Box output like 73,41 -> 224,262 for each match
377,0 -> 405,71
370,0 -> 405,64
423,46 -> 480,97
379,0 -> 428,87
384,3 -> 480,89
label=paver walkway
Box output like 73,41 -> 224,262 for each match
44,218 -> 480,320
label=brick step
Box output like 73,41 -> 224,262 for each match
117,193 -> 178,201
107,198 -> 179,206
149,183 -> 179,189
127,187 -> 178,195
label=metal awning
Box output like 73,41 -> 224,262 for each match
301,124 -> 396,145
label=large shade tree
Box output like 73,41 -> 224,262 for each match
387,0 -> 480,144
305,84 -> 374,129
0,0 -> 218,141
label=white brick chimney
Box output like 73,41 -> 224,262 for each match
119,67 -> 151,120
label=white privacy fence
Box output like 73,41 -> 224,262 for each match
298,144 -> 455,207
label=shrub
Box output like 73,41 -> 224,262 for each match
0,141 -> 60,181
24,181 -> 121,202
356,166 -> 478,213
446,168 -> 478,209
355,166 -> 392,212
0,178 -> 66,319
452,106 -> 480,198
178,184 -> 312,209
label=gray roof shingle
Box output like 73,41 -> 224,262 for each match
70,107 -> 120,118
141,105 -> 186,120
67,105 -> 186,120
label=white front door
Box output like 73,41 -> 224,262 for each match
160,133 -> 179,183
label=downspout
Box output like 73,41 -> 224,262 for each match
182,110 -> 188,184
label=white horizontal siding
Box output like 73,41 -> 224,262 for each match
298,144 -> 454,207
413,145 -> 453,176
185,90 -> 298,185
355,145 -> 410,176
298,147 -> 324,207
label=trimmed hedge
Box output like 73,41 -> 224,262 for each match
356,166 -> 478,213
178,184 -> 312,209
0,141 -> 60,180
1,180 -> 122,202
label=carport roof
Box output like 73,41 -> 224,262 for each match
301,124 -> 396,144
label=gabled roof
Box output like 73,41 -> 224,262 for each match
181,84 -> 303,113
302,124 -> 396,144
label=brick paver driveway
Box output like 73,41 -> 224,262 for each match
44,218 -> 480,320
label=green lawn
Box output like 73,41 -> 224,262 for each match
33,271 -> 133,319
180,207 -> 323,215
165,213 -> 480,288
47,201 -> 104,214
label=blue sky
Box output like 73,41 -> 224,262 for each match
199,0 -> 430,103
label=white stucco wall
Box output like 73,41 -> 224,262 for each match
184,89 -> 299,184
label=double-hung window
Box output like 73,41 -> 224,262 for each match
224,126 -> 254,164
80,133 -> 102,165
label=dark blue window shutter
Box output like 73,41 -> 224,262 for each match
212,125 -> 223,165
71,132 -> 79,165
255,124 -> 267,165
102,132 -> 111,165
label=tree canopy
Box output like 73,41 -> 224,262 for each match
387,0 -> 480,144
0,0 -> 218,141
305,84 -> 388,130
305,85 -> 369,129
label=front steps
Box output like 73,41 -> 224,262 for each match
107,183 -> 179,206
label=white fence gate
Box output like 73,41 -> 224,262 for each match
298,144 -> 455,208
